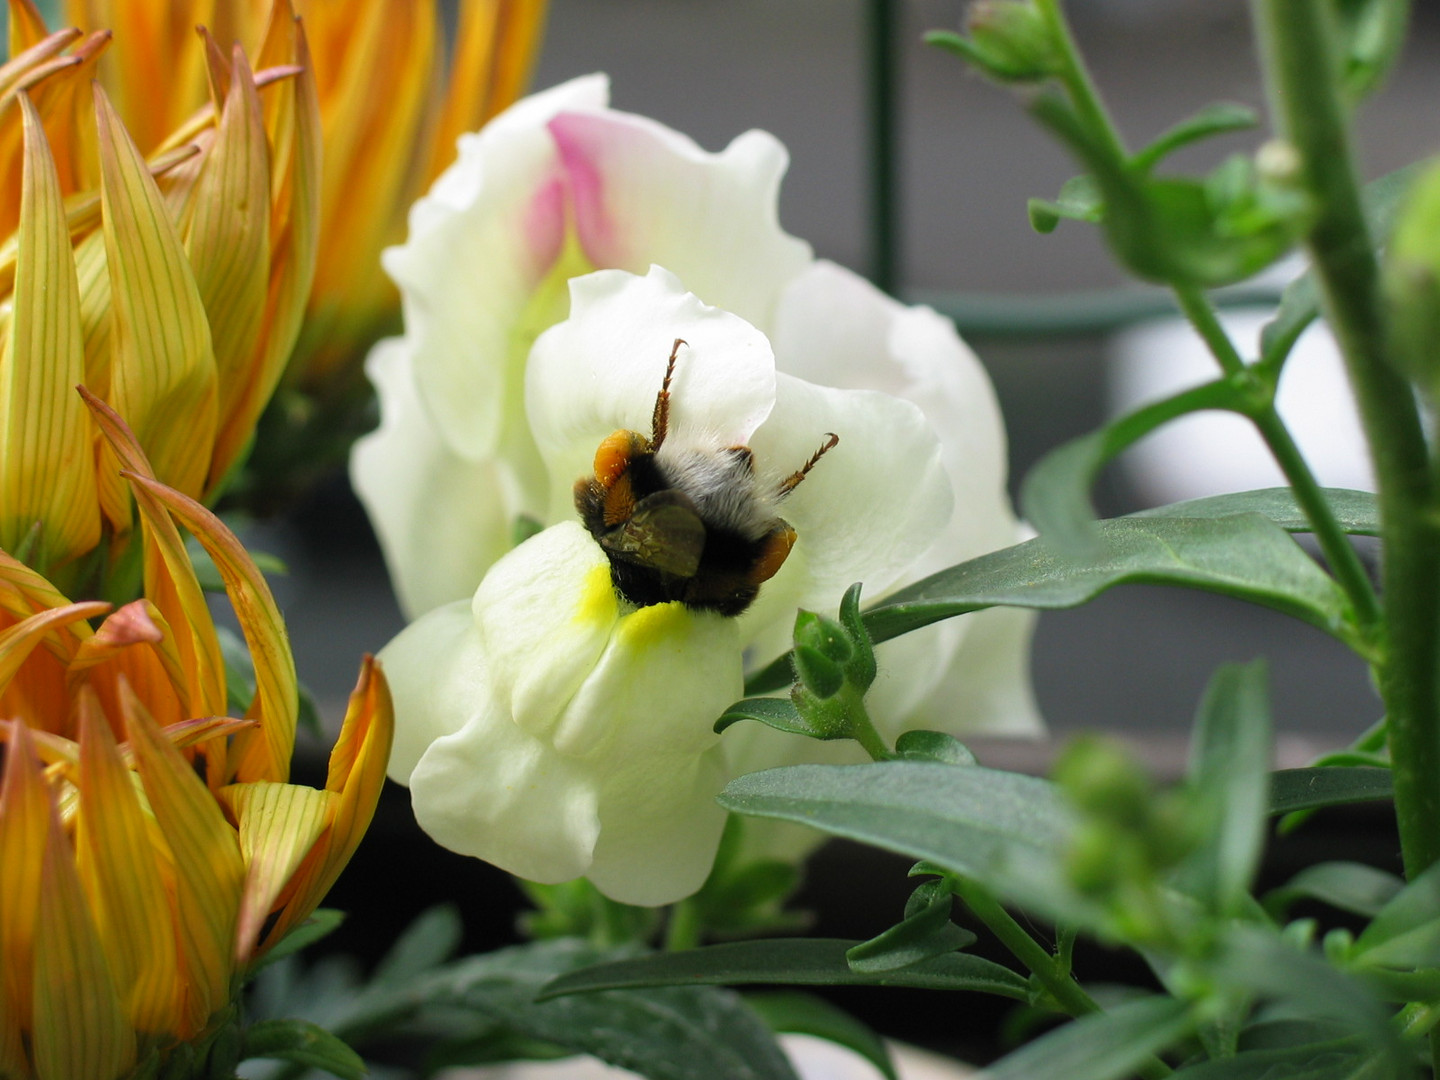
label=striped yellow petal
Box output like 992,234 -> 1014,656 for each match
0,601 -> 109,701
120,677 -> 243,1038
186,43 -> 269,490
261,656 -> 391,950
214,9 -> 319,484
82,388 -> 227,725
29,714 -> 136,1080
95,83 -> 218,500
124,470 -> 297,783
221,780 -> 332,962
0,718 -> 50,1046
66,600 -> 192,735
8,0 -> 53,59
0,93 -> 99,571
74,689 -> 182,1036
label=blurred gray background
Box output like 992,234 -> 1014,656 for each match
266,0 -> 1440,770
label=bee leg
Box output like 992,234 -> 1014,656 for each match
749,522 -> 797,586
651,337 -> 686,450
777,433 -> 839,496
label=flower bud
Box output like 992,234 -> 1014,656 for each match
935,1 -> 1062,84
793,643 -> 847,700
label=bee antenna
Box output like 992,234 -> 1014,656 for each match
651,338 -> 687,450
778,432 -> 839,496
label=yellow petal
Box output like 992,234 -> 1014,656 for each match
0,600 -> 109,701
0,718 -> 50,1048
212,14 -> 320,483
260,656 -> 391,952
74,689 -> 183,1036
65,599 -> 190,737
82,388 -> 227,726
0,93 -> 99,570
120,677 -> 243,1037
123,469 -> 297,783
221,780 -> 332,963
188,46 -> 271,491
95,82 -> 218,499
7,0 -> 52,59
29,714 -> 136,1080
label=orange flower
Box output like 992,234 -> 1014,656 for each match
71,0 -> 550,389
0,0 -> 319,585
0,393 -> 392,1079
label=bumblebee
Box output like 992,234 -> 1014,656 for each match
574,338 -> 838,617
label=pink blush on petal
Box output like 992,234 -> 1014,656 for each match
523,174 -> 568,277
548,113 -> 622,267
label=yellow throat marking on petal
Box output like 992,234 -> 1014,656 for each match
616,601 -> 690,653
574,563 -> 620,629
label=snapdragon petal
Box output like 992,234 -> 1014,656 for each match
527,266 -> 777,521
351,338 -> 514,618
383,75 -> 609,463
738,372 -> 951,660
545,109 -> 811,330
381,600 -> 491,784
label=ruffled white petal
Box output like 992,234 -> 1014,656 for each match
352,338 -> 516,618
547,111 -> 812,330
383,76 -> 611,463
526,266 -> 778,521
379,598 -> 493,784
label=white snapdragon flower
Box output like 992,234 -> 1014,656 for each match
352,77 -> 1042,902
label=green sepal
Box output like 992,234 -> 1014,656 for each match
845,878 -> 976,973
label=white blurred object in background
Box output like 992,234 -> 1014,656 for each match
1107,282 -> 1373,507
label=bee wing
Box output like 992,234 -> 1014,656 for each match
600,489 -> 706,578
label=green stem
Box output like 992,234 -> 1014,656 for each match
1253,0 -> 1440,892
842,685 -> 893,762
1173,283 -> 1383,637
952,878 -> 1172,1078
664,898 -> 702,952
865,0 -> 900,295
1035,0 -> 1129,162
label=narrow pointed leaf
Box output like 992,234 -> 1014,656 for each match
1133,488 -> 1378,535
538,939 -> 1030,1000
983,997 -> 1192,1080
719,761 -> 1087,920
745,992 -> 896,1080
1265,862 -> 1403,920
751,514 -> 1353,694
241,1019 -> 365,1080
1353,857 -> 1440,968
1268,768 -> 1393,815
95,83 -> 217,499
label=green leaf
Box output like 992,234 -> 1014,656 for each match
983,996 -> 1194,1080
747,513 -> 1356,696
895,730 -> 976,766
845,879 -> 976,974
1170,1038 -> 1378,1079
246,909 -> 345,976
745,992 -> 897,1080
1264,862 -> 1404,920
1020,378 -> 1241,552
241,1018 -> 366,1080
1132,488 -> 1379,535
715,697 -> 813,737
1206,927 -> 1408,1073
1268,768 -> 1393,815
1181,661 -> 1272,913
1353,858 -> 1440,969
1029,174 -> 1104,234
538,938 -> 1029,1000
1133,103 -> 1260,173
370,905 -> 463,985
451,941 -> 799,1080
719,762 -> 1089,920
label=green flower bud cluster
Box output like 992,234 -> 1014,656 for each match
789,584 -> 881,749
